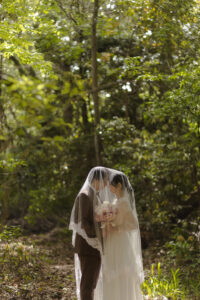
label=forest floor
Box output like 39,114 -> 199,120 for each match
0,227 -> 190,300
0,228 -> 77,300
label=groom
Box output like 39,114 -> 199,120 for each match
74,167 -> 107,300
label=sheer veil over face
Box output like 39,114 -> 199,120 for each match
69,166 -> 144,300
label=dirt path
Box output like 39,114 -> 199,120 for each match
0,228 -> 156,300
0,229 -> 77,300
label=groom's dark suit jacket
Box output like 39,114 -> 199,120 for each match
74,187 -> 100,256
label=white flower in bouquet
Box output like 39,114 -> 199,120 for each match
95,201 -> 118,230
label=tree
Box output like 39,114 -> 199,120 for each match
91,0 -> 101,164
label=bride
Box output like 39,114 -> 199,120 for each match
100,171 -> 144,300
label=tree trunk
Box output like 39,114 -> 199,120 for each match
0,55 -> 3,122
2,181 -> 10,225
91,0 -> 101,165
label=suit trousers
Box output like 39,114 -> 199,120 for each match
78,254 -> 101,300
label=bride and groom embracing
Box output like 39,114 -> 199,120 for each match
69,167 -> 144,300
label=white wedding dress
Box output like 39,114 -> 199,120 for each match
101,197 -> 143,300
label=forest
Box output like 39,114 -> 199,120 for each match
0,0 -> 200,299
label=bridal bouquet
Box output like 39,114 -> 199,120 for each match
95,201 -> 118,235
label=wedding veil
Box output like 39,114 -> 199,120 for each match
69,167 -> 144,300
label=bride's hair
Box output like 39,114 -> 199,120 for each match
110,173 -> 132,192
